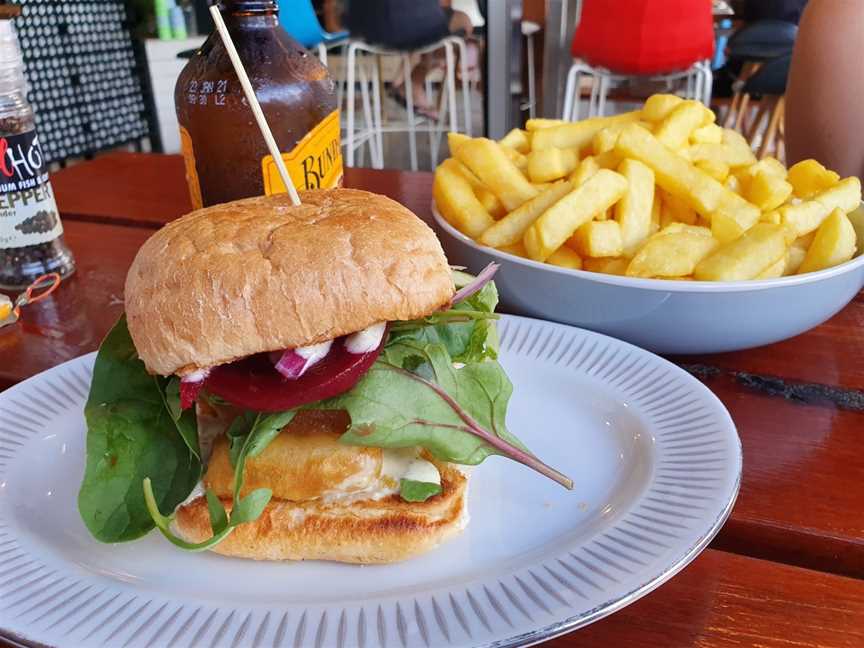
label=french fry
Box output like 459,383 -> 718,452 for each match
595,150 -> 624,170
756,252 -> 787,279
569,220 -> 624,258
626,224 -> 717,278
761,210 -> 781,225
547,246 -> 583,270
780,177 -> 862,237
498,242 -> 528,258
745,169 -> 793,212
694,223 -> 787,280
751,157 -> 788,178
785,243 -> 808,275
615,123 -> 721,214
722,128 -> 757,163
650,194 -> 661,235
711,196 -> 762,244
433,163 -> 495,237
531,111 -> 642,152
502,146 -> 529,170
478,180 -> 573,248
447,132 -> 471,154
524,169 -> 628,262
798,208 -> 857,274
527,147 -> 579,183
440,158 -> 507,219
655,100 -> 707,150
725,174 -> 742,194
691,123 -> 723,144
695,158 -> 730,182
616,159 -> 655,255
593,127 -> 621,155
642,94 -> 684,122
569,155 -> 601,185
688,142 -> 757,169
660,189 -> 698,225
499,128 -> 531,153
584,257 -> 630,275
525,118 -> 567,131
455,138 -> 539,211
846,204 -> 864,255
788,159 -> 840,199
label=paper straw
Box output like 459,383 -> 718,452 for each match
209,5 -> 301,206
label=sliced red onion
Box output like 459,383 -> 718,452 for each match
180,370 -> 209,410
451,262 -> 499,306
345,322 -> 387,354
274,340 -> 333,379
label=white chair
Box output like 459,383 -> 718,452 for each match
344,36 -> 472,171
562,60 -> 713,121
521,21 -> 541,119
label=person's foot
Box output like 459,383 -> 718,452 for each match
390,84 -> 439,121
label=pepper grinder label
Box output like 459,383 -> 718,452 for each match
0,129 -> 63,249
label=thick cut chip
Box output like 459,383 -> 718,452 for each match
798,208 -> 857,274
478,180 -> 573,248
745,170 -> 793,212
546,246 -> 583,269
455,138 -> 539,211
655,100 -> 707,150
433,163 -> 495,237
531,111 -> 641,152
569,220 -> 624,258
527,147 -> 579,183
499,128 -> 530,153
524,169 -> 628,261
584,257 -> 630,275
626,225 -> 717,278
615,159 -> 655,255
787,159 -> 840,199
642,94 -> 684,122
694,223 -> 787,280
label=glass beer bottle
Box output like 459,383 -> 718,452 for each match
175,0 -> 342,209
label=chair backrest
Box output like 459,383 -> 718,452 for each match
571,0 -> 714,75
727,20 -> 798,62
277,0 -> 325,48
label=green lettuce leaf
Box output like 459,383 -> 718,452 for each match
399,479 -> 442,502
388,275 -> 500,364
78,316 -> 202,543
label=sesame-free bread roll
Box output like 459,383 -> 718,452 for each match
125,188 -> 454,376
174,462 -> 468,564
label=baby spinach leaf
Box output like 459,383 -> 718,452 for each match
79,316 -> 202,543
160,377 -> 200,459
399,479 -> 442,502
319,341 -> 571,488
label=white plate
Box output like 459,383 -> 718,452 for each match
0,316 -> 741,648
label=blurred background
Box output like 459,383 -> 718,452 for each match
0,0 -> 805,171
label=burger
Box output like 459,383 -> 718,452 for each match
78,188 -> 570,564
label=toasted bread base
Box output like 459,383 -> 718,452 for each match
173,463 -> 469,564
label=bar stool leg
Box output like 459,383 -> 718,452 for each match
563,63 -> 579,121
526,32 -> 536,119
371,54 -> 384,168
346,43 -> 357,167
427,73 -> 440,167
358,55 -> 375,166
597,73 -> 610,117
759,96 -> 784,160
403,53 -> 418,172
445,42 -> 458,135
455,38 -> 472,136
316,43 -> 327,66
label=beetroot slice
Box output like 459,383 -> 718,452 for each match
204,335 -> 385,412
180,380 -> 205,410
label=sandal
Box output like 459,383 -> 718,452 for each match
387,85 -> 439,121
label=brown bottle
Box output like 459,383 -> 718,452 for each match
175,0 -> 342,209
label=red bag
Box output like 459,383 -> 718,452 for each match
571,0 -> 714,75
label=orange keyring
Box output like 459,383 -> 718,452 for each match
12,273 -> 61,319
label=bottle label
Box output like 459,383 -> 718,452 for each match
0,130 -> 63,250
262,110 -> 343,196
179,126 -> 204,210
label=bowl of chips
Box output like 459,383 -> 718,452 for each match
431,95 -> 864,354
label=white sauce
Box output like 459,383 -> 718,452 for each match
345,322 -> 387,354
403,458 -> 441,485
295,339 -> 333,363
182,368 -> 210,383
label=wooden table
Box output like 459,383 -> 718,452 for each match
2,152 -> 863,647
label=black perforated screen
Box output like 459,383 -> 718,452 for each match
12,0 -> 151,164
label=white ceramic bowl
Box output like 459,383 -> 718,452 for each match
431,206 -> 864,354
